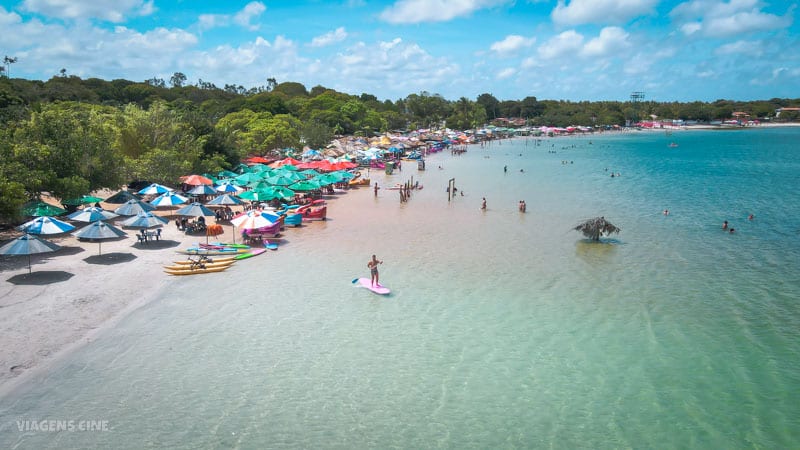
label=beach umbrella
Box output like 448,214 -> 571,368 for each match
300,169 -> 321,178
73,220 -> 126,255
268,186 -> 296,200
18,216 -> 76,235
137,183 -> 173,195
290,180 -> 321,191
149,192 -> 188,207
21,201 -> 67,217
68,206 -> 119,223
313,173 -> 342,186
104,190 -> 139,204
331,170 -> 356,180
176,202 -> 216,218
181,174 -> 213,186
269,157 -> 302,168
114,199 -> 156,216
206,194 -> 244,206
120,211 -> 168,229
187,184 -> 217,196
237,190 -> 270,202
231,211 -> 276,230
218,170 -> 238,179
233,172 -> 263,186
264,174 -> 298,186
214,182 -> 243,193
62,195 -> 104,206
0,233 -> 61,273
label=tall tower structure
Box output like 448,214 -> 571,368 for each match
629,91 -> 645,125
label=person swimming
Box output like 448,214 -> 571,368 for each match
722,220 -> 728,230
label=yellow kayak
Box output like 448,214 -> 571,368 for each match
164,261 -> 233,271
163,265 -> 231,275
173,256 -> 237,265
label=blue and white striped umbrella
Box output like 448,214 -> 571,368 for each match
68,206 -> 119,223
17,216 -> 76,235
214,182 -> 243,193
149,192 -> 189,207
137,183 -> 173,195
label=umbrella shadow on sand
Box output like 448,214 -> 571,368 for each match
132,239 -> 180,250
7,270 -> 75,285
83,252 -> 137,265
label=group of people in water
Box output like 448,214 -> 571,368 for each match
722,215 -> 754,234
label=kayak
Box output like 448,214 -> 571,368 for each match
163,261 -> 233,271
206,242 -> 250,249
234,248 -> 266,260
352,277 -> 391,295
178,247 -> 250,255
173,256 -> 237,265
164,265 -> 230,275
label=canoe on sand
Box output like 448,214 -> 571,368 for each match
164,265 -> 230,275
173,256 -> 237,265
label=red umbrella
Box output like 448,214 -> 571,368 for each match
269,157 -> 302,168
180,174 -> 213,185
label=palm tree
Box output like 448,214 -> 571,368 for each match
574,216 -> 620,241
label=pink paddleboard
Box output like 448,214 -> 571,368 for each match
354,278 -> 391,295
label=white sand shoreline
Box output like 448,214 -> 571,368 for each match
0,208 -> 201,398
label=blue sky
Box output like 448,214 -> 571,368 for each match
0,0 -> 797,102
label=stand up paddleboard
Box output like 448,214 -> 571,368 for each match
352,278 -> 391,295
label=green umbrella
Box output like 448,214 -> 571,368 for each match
21,201 -> 67,217
290,180 -> 321,191
62,195 -> 104,206
237,190 -> 271,202
265,186 -> 295,200
217,170 -> 238,179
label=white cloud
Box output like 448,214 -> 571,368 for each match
490,35 -> 536,55
580,26 -> 631,57
323,38 -> 460,96
310,27 -> 348,47
21,0 -> 155,22
551,0 -> 658,26
671,0 -> 793,37
715,39 -> 763,56
496,67 -> 516,79
234,1 -> 266,31
537,30 -> 584,60
379,0 -> 509,24
196,2 -> 266,31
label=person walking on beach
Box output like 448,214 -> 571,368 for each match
367,254 -> 383,287
374,182 -> 379,197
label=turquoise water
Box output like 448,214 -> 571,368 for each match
2,128 -> 799,449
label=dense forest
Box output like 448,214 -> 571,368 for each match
1,72 -> 798,222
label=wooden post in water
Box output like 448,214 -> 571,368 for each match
448,178 -> 455,202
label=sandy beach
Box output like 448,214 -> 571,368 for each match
1,123 -> 797,395
0,196 -> 235,396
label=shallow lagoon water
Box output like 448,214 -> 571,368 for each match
2,128 -> 799,449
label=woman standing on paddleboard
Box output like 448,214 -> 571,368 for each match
368,255 -> 383,287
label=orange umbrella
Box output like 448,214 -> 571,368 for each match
181,174 -> 213,185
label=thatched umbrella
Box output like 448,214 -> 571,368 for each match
574,216 -> 620,241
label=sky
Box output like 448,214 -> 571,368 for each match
0,0 -> 797,102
